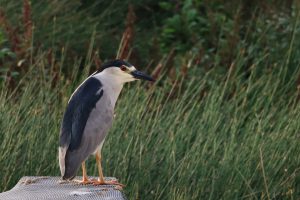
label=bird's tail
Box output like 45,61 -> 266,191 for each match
58,147 -> 68,179
59,147 -> 79,180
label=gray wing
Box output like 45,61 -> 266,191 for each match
59,77 -> 104,179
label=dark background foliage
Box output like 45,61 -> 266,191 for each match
0,0 -> 299,82
0,1 -> 300,199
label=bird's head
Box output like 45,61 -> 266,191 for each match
97,59 -> 154,83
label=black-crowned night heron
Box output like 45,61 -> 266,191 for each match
59,59 -> 154,186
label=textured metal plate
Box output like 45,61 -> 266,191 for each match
0,176 -> 126,200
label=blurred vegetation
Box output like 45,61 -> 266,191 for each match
0,0 -> 299,82
0,0 -> 300,199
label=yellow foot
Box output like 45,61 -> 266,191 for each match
73,178 -> 94,185
91,179 -> 125,188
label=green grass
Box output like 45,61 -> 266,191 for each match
1,1 -> 300,199
0,51 -> 299,199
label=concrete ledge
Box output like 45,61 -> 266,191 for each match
0,176 -> 126,200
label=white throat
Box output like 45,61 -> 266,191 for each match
93,70 -> 124,107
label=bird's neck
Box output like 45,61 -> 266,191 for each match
93,72 -> 124,108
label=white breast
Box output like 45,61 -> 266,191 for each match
80,72 -> 124,155
81,90 -> 114,155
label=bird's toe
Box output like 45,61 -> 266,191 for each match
91,179 -> 125,188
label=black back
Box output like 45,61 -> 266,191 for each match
59,77 -> 103,151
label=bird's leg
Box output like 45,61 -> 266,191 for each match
82,162 -> 89,182
74,162 -> 92,184
92,151 -> 124,187
95,152 -> 105,183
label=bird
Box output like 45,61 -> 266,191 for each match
59,59 -> 154,185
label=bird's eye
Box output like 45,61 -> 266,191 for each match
120,65 -> 127,71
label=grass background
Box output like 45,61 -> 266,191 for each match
0,0 -> 300,199
0,54 -> 299,199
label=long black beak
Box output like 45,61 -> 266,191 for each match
131,70 -> 155,81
